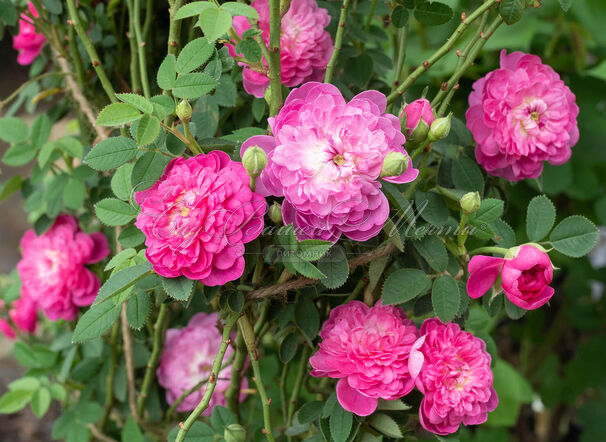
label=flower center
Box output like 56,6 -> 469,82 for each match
530,111 -> 540,121
180,206 -> 190,217
332,154 -> 345,166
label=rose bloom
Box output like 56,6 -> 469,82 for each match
0,295 -> 37,339
466,50 -> 579,181
231,0 -> 332,97
241,82 -> 418,241
13,2 -> 45,66
134,151 -> 265,286
467,245 -> 554,310
16,215 -> 109,321
157,312 -> 246,413
409,318 -> 498,435
310,301 -> 419,416
402,98 -> 434,135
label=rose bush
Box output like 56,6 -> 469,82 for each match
0,0 -> 604,441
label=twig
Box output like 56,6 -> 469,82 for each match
268,0 -> 283,116
89,424 -> 118,442
133,0 -> 151,98
175,312 -> 240,442
324,0 -> 351,83
121,304 -> 141,424
100,321 -> 120,430
247,243 -> 396,299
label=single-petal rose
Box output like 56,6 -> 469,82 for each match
16,215 -> 109,321
230,0 -> 333,97
501,245 -> 554,310
13,3 -> 46,66
135,151 -> 266,285
410,318 -> 498,435
157,312 -> 247,413
466,50 -> 579,181
241,83 -> 418,241
310,301 -> 419,416
402,98 -> 434,134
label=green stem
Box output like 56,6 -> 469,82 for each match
66,0 -> 117,103
363,0 -> 379,31
167,0 -> 183,56
100,321 -> 120,430
268,0 -> 283,116
133,0 -> 151,98
457,211 -> 469,254
287,345 -> 311,428
137,304 -> 169,416
225,332 -> 246,417
279,362 -> 289,426
143,0 -> 153,48
0,72 -> 69,111
126,0 -> 142,93
176,312 -> 240,442
324,0 -> 351,84
182,121 -> 202,154
392,23 -> 409,92
67,26 -> 86,89
468,246 -> 508,256
386,0 -> 499,104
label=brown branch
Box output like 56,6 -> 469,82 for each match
248,243 -> 396,300
121,304 -> 142,425
88,424 -> 118,442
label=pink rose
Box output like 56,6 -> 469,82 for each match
0,294 -> 37,340
134,151 -> 266,286
467,245 -> 554,310
241,82 -> 418,241
156,312 -> 246,413
402,98 -> 434,134
409,318 -> 498,435
310,301 -> 419,416
230,0 -> 333,97
12,2 -> 46,66
466,50 -> 579,181
17,215 -> 109,321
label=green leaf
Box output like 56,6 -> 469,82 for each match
210,406 -> 237,431
297,240 -> 333,262
432,275 -> 460,322
95,198 -> 139,226
452,156 -> 484,193
150,95 -> 175,120
504,296 -> 526,320
85,136 -> 138,171
63,179 -> 87,210
0,1 -> 18,26
317,246 -> 349,289
587,60 -> 606,82
111,163 -> 134,201
470,198 -> 504,224
0,390 -> 33,414
235,38 -> 262,63
30,387 -> 51,417
369,413 -> 403,438
57,136 -> 84,159
391,6 -> 409,27
0,175 -> 22,203
8,377 -> 40,392
135,114 -> 161,146
0,117 -> 28,143
298,400 -> 324,424
413,235 -> 448,272
369,255 -> 389,290
414,1 -> 453,26
295,296 -> 320,341
72,301 -> 122,343
221,2 -> 259,18
292,258 -> 327,279
252,98 -> 265,122
558,0 -> 572,11
105,248 -> 137,271
172,72 -> 217,99
94,263 -> 153,305
174,1 -> 214,20
492,219 -> 516,248
279,333 -> 298,363
122,416 -> 144,442
131,151 -> 170,191
2,142 -> 36,166
177,38 -> 214,74
118,225 -> 146,248
416,191 -> 448,225
377,398 -> 411,411
382,268 -> 431,305
115,93 -> 154,114
549,215 -> 599,257
500,0 -> 524,25
126,291 -> 151,330
526,195 -> 556,242
157,54 -> 177,90
96,102 -> 142,126
162,276 -> 195,301
198,6 -> 233,42
30,114 -> 51,148
330,405 -> 353,442
486,359 -> 533,426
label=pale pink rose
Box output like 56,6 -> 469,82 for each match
402,98 -> 434,134
16,215 -> 109,321
466,50 -> 579,181
230,0 -> 332,97
0,320 -> 15,339
134,151 -> 266,285
409,318 -> 498,435
310,301 -> 419,416
467,245 -> 554,310
156,312 -> 246,413
241,83 -> 418,241
13,2 -> 45,65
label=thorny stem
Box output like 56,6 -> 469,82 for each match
268,0 -> 283,116
287,345 -> 311,428
126,0 -> 142,93
121,304 -> 142,424
176,312 -> 239,442
225,331 -> 247,416
324,0 -> 351,84
364,0 -> 379,31
100,321 -> 120,430
133,0 -> 151,98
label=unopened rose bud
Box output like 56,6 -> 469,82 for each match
269,202 -> 282,225
242,146 -> 267,179
460,192 -> 481,214
407,118 -> 430,146
380,152 -> 409,179
427,113 -> 452,142
175,99 -> 192,123
224,424 -> 247,442
401,99 -> 434,145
